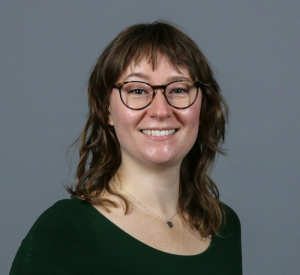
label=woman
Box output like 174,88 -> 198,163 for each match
10,22 -> 242,274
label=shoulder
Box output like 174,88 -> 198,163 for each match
211,203 -> 243,273
42,196 -> 90,214
10,198 -> 99,274
222,203 -> 241,227
28,197 -> 91,232
217,203 -> 242,240
36,197 -> 91,220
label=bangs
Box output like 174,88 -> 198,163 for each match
112,22 -> 200,81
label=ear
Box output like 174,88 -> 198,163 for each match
108,106 -> 114,126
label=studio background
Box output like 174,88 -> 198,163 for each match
1,1 -> 299,274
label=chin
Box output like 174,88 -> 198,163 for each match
142,154 -> 182,167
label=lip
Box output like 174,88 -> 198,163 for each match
140,128 -> 178,140
139,127 -> 179,131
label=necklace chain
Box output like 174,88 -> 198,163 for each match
112,177 -> 177,228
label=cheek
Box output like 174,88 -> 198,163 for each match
180,100 -> 201,147
189,108 -> 201,126
192,96 -> 202,127
113,109 -> 139,129
109,102 -> 143,144
109,93 -> 134,127
187,112 -> 201,146
182,99 -> 201,129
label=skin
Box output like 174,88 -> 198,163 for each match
108,54 -> 202,171
107,53 -> 202,216
94,54 -> 210,255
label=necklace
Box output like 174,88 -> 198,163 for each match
112,177 -> 177,228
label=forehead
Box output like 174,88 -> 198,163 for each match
118,53 -> 191,82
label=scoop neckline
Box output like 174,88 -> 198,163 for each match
73,197 -> 215,258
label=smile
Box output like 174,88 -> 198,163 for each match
141,129 -> 176,137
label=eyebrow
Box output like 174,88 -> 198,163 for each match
168,76 -> 191,82
122,73 -> 191,82
123,73 -> 150,82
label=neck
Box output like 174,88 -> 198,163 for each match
114,155 -> 181,218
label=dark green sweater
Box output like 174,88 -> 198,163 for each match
10,197 -> 242,274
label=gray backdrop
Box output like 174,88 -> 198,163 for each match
1,1 -> 299,274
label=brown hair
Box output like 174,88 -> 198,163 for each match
67,21 -> 228,238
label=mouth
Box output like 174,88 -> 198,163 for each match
141,129 -> 177,137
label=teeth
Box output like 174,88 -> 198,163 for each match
142,129 -> 176,136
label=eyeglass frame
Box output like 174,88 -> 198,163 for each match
113,80 -> 203,110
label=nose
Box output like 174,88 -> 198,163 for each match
146,89 -> 172,119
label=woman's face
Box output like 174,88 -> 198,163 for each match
108,54 -> 202,168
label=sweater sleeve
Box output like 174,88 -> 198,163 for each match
10,199 -> 99,275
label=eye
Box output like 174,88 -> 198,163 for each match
170,88 -> 189,94
128,89 -> 148,95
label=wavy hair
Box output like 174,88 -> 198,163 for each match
67,21 -> 228,238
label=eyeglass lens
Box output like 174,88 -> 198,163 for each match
120,81 -> 198,109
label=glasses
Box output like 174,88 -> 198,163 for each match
113,80 -> 202,110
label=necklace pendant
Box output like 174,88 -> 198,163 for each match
166,220 -> 173,228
